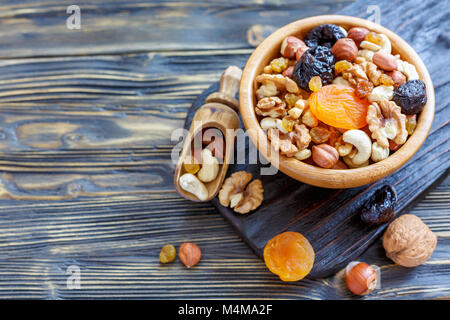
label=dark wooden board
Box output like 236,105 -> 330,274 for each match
185,71 -> 449,278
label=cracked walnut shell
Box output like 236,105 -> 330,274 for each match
219,171 -> 263,214
383,214 -> 437,267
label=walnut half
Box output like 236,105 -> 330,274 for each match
218,171 -> 263,214
366,99 -> 407,148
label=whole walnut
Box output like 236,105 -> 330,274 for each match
382,214 -> 437,267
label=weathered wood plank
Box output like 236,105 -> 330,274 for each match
0,0 -> 354,58
0,176 -> 448,299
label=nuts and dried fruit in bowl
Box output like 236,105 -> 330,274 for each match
255,24 -> 427,169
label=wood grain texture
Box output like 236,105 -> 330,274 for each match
0,0 -> 448,299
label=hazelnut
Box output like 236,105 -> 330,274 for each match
295,45 -> 309,61
282,65 -> 294,78
347,27 -> 369,46
383,214 -> 437,267
372,51 -> 398,71
312,144 -> 339,168
386,70 -> 406,88
280,36 -> 306,59
345,261 -> 377,295
179,242 -> 202,268
332,38 -> 358,62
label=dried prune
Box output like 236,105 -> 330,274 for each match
304,24 -> 345,48
293,46 -> 335,91
361,185 -> 397,225
393,80 -> 427,115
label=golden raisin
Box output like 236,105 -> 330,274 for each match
379,73 -> 394,86
365,32 -> 383,45
406,114 -> 417,135
309,76 -> 322,92
310,126 -> 331,144
355,80 -> 374,98
264,231 -> 315,281
270,57 -> 288,73
183,156 -> 200,174
328,127 -> 341,146
284,93 -> 300,108
334,60 -> 352,74
160,244 -> 176,264
282,117 -> 295,132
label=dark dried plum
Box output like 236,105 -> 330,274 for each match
304,24 -> 345,48
361,185 -> 397,226
393,79 -> 427,115
293,46 -> 335,91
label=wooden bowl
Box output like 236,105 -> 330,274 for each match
239,15 -> 434,189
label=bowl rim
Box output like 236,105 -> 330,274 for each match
239,15 -> 435,189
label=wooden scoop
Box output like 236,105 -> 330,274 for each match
174,66 -> 242,202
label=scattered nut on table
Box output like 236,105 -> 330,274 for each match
179,173 -> 208,201
197,148 -> 219,183
345,261 -> 377,295
382,214 -> 437,267
219,171 -> 263,214
179,242 -> 202,268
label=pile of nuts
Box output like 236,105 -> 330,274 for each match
255,24 -> 427,169
179,128 -> 224,201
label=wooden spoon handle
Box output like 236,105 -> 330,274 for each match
206,65 -> 242,111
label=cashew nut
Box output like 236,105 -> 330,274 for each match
358,49 -> 374,62
294,148 -> 311,160
378,33 -> 392,54
343,156 -> 369,168
368,85 -> 394,103
288,107 -> 303,119
260,117 -> 277,130
179,173 -> 208,201
197,148 -> 219,183
396,59 -> 419,81
332,76 -> 351,87
360,40 -> 381,51
371,141 -> 390,162
342,130 -> 372,165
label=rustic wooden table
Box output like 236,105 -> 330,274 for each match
0,0 -> 448,299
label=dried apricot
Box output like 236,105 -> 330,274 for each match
308,84 -> 370,130
264,231 -> 315,281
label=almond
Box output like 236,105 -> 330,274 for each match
179,242 -> 201,268
372,51 -> 397,71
